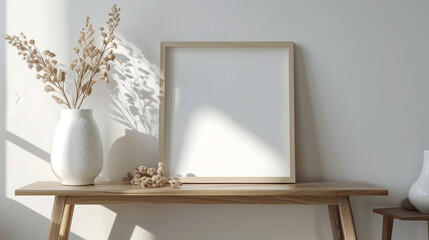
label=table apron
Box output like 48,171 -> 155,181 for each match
65,195 -> 341,205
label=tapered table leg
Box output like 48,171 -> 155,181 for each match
338,196 -> 357,240
59,204 -> 74,240
381,216 -> 393,240
329,205 -> 345,240
47,196 -> 67,240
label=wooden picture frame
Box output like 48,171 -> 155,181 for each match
159,42 -> 295,183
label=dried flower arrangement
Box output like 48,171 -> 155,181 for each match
3,5 -> 121,109
123,162 -> 183,189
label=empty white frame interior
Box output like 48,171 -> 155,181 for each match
160,42 -> 294,183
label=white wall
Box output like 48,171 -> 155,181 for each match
1,0 -> 429,239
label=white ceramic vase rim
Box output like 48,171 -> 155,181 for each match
60,109 -> 94,117
61,109 -> 93,111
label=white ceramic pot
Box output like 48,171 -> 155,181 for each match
51,109 -> 103,185
409,150 -> 429,213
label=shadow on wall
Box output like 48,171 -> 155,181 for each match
105,204 -> 329,240
294,45 -> 323,182
4,130 -> 50,162
293,45 -> 325,237
103,35 -> 160,181
108,35 -> 159,135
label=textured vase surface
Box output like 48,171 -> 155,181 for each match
51,109 -> 103,185
409,150 -> 429,213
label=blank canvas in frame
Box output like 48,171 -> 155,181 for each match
160,42 -> 295,183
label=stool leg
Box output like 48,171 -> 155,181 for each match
382,216 -> 393,240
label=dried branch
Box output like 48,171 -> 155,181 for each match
3,4 -> 121,109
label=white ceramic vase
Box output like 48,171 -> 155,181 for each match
51,109 -> 103,185
409,150 -> 429,213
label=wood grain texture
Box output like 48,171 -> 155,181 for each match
161,41 -> 294,48
159,42 -> 167,176
59,205 -> 74,240
288,43 -> 295,183
16,181 -> 387,240
338,196 -> 357,240
373,207 -> 429,220
329,205 -> 345,240
159,41 -> 295,183
15,181 -> 388,197
381,216 -> 393,240
177,177 -> 296,184
66,195 -> 339,205
47,196 -> 66,240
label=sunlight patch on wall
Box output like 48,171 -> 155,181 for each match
172,107 -> 290,177
130,225 -> 156,240
70,205 -> 117,240
5,141 -> 56,217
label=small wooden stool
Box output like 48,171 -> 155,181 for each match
373,207 -> 429,240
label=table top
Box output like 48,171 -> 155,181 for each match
16,181 -> 388,197
373,208 -> 429,220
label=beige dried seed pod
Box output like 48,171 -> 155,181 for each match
138,166 -> 147,173
158,162 -> 164,169
157,167 -> 164,176
44,85 -> 55,92
51,95 -> 64,104
147,168 -> 156,175
123,163 -> 181,188
170,182 -> 180,189
61,72 -> 66,81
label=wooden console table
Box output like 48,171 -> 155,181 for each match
15,181 -> 387,240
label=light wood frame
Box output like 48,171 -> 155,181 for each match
159,41 -> 295,183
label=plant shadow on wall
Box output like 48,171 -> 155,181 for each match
103,35 -> 159,181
